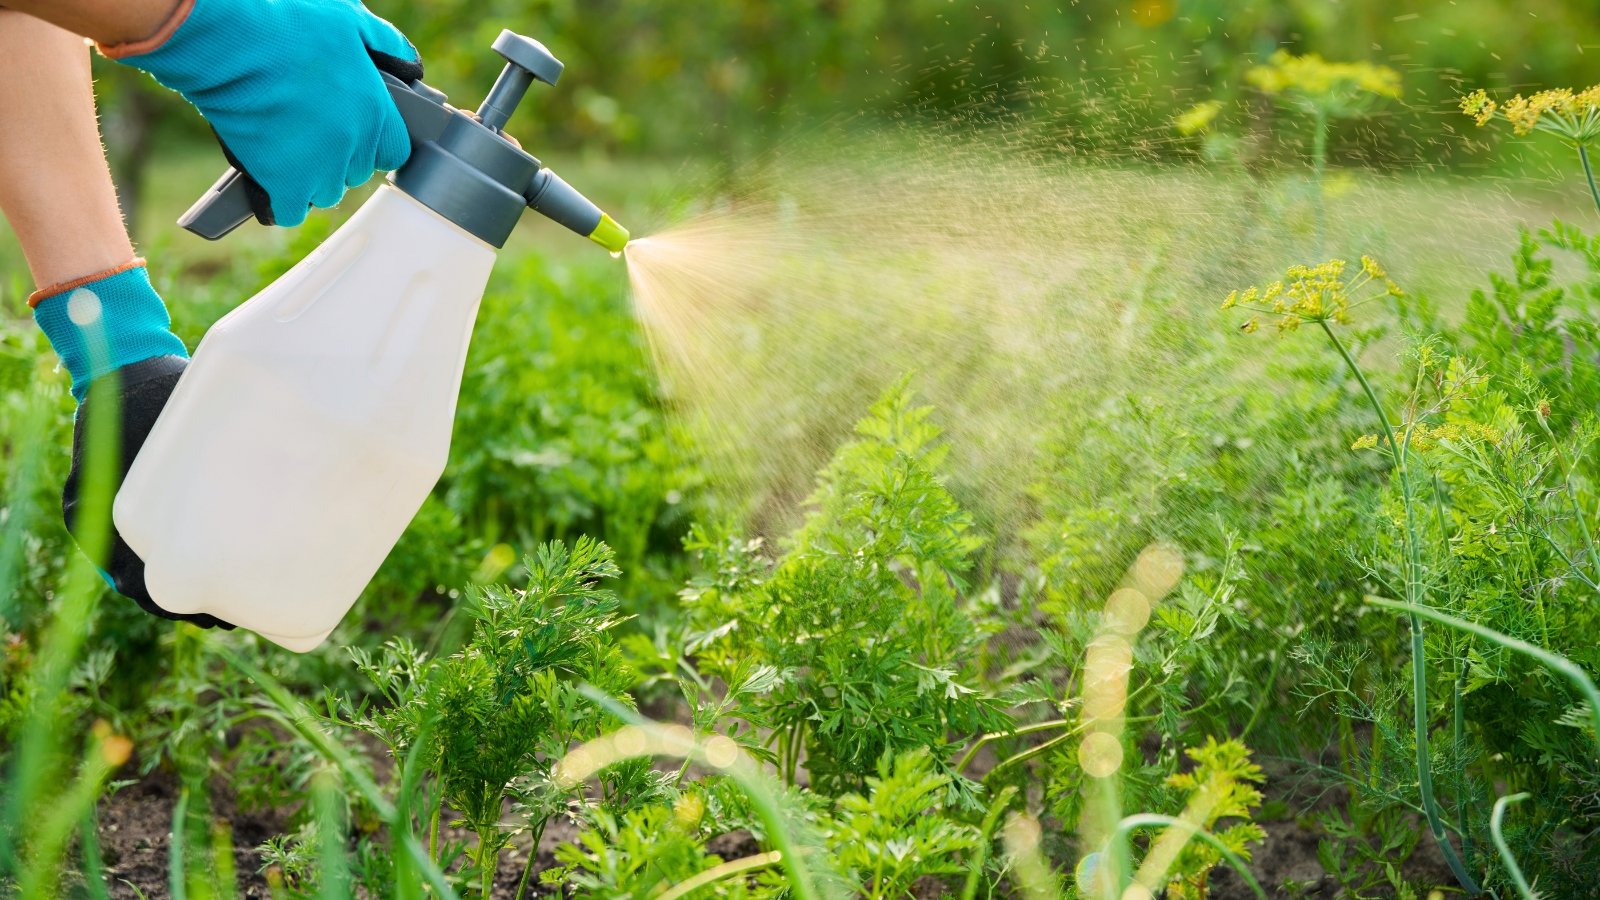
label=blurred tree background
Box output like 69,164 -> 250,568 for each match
93,0 -> 1600,225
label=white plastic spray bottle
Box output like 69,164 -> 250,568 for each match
113,31 -> 629,652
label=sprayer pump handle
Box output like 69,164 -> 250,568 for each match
177,73 -> 452,240
475,31 -> 563,133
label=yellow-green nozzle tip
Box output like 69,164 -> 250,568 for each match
589,214 -> 630,254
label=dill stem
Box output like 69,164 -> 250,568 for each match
1109,814 -> 1268,899
1490,794 -> 1536,900
1317,322 -> 1480,894
1579,144 -> 1600,220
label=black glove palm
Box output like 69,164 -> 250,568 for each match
62,355 -> 233,630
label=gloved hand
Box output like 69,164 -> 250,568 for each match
32,263 -> 232,629
101,0 -> 422,228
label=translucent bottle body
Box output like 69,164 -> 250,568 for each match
115,186 -> 497,651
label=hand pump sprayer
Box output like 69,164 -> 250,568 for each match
114,31 -> 628,651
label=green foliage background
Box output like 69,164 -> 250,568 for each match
5,1 -> 1600,897
98,1 -> 1600,169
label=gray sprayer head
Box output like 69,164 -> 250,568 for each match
178,30 -> 628,252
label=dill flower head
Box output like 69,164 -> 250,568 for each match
1349,423 -> 1501,453
1460,89 -> 1497,127
1463,84 -> 1600,143
1247,51 -> 1401,117
1405,422 -> 1504,452
1222,257 -> 1403,333
1175,100 -> 1223,136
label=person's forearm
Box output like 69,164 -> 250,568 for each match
1,0 -> 181,47
0,11 -> 135,288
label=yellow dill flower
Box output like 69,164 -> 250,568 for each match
1468,84 -> 1600,143
1241,318 -> 1260,334
1222,256 -> 1398,334
1263,282 -> 1286,313
1460,89 -> 1497,126
1175,100 -> 1223,136
1351,434 -> 1379,451
1407,421 -> 1501,452
1248,51 -> 1401,117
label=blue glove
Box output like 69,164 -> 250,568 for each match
103,0 -> 421,227
32,262 -> 188,403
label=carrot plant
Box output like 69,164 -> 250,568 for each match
675,380 -> 1007,798
329,538 -> 646,897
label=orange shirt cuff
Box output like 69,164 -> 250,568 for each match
97,0 -> 194,60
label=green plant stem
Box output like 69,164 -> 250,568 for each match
658,852 -> 785,900
957,720 -> 1074,775
1365,598 -> 1600,756
1579,144 -> 1600,220
80,807 -> 110,900
393,733 -> 435,900
985,726 -> 1084,779
1106,814 -> 1267,900
1454,667 -> 1472,867
314,772 -> 351,900
960,786 -> 1017,900
1240,651 -> 1284,741
428,792 -> 442,864
1490,793 -> 1536,900
477,833 -> 496,897
170,787 -> 190,900
512,820 -> 547,900
776,724 -> 791,786
787,721 -> 804,786
1318,322 -> 1479,893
